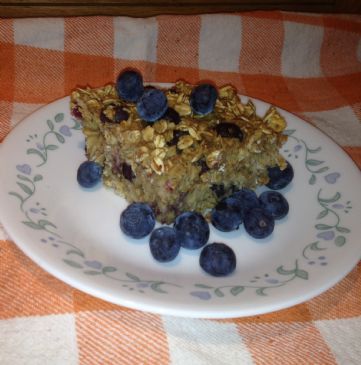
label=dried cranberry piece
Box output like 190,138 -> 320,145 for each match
122,162 -> 135,181
215,122 -> 244,141
71,106 -> 82,119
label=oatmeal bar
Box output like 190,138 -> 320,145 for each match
71,80 -> 288,223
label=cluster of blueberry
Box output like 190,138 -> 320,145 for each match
212,161 -> 293,238
118,204 -> 236,277
76,159 -> 293,277
116,69 -> 218,122
117,162 -> 292,277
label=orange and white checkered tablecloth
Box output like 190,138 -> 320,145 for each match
1,12 -> 361,364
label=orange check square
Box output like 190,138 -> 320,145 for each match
0,18 -> 14,43
0,241 -> 74,319
240,15 -> 283,75
64,52 -> 114,93
285,77 -> 346,112
157,15 -> 201,68
243,74 -> 300,112
65,17 -> 114,57
14,46 -> 64,104
0,43 -> 15,101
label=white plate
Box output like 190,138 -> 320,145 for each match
0,91 -> 360,318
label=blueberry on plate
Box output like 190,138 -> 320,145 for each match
174,211 -> 209,249
211,197 -> 243,232
200,243 -> 236,277
230,188 -> 260,218
215,122 -> 244,141
120,203 -> 156,239
77,161 -> 103,188
137,88 -> 168,122
259,191 -> 289,220
190,83 -> 218,116
244,208 -> 275,239
149,226 -> 180,262
266,161 -> 294,190
116,70 -> 144,102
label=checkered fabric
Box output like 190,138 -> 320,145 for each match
1,12 -> 361,365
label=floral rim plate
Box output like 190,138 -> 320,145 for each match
0,90 -> 360,318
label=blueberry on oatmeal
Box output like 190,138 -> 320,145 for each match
200,243 -> 236,277
116,70 -> 144,102
190,83 -> 218,116
77,161 -> 102,188
266,161 -> 294,190
149,227 -> 180,262
137,88 -> 168,122
259,191 -> 289,220
174,211 -> 209,250
120,203 -> 156,239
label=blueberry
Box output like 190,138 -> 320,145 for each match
77,161 -> 102,188
211,197 -> 243,232
200,243 -> 236,277
190,84 -> 218,116
137,89 -> 168,122
115,107 -> 129,123
259,191 -> 289,220
163,107 -> 181,124
174,211 -> 209,249
215,122 -> 244,141
120,203 -> 156,239
266,161 -> 294,190
149,227 -> 180,262
230,188 -> 260,218
116,70 -> 144,102
244,208 -> 275,239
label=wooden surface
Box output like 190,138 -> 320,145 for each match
1,0 -> 361,17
